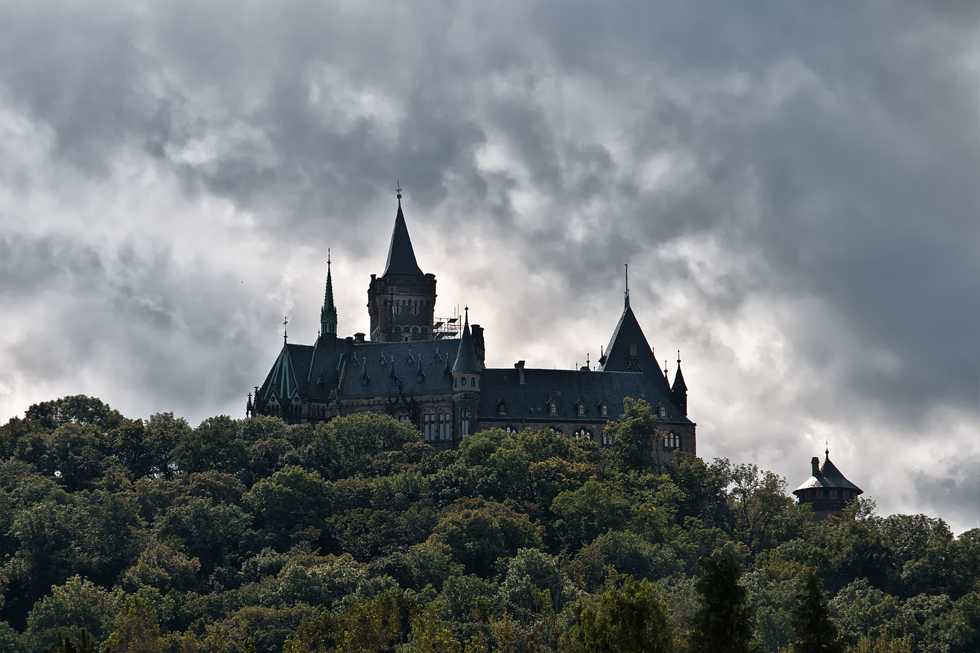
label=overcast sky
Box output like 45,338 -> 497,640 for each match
1,0 -> 977,532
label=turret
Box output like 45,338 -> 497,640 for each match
452,308 -> 481,438
792,447 -> 863,520
671,351 -> 688,416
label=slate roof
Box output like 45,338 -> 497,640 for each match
478,368 -> 692,425
339,339 -> 458,399
382,203 -> 424,277
452,317 -> 482,373
599,303 -> 673,396
257,336 -> 345,402
793,455 -> 863,494
672,361 -> 687,393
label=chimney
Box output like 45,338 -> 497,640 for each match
515,360 -> 525,385
354,332 -> 366,343
811,457 -> 820,476
471,324 -> 485,366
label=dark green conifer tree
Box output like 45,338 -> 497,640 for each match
792,569 -> 845,653
688,554 -> 759,653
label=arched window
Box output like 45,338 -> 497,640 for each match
577,402 -> 585,417
573,428 -> 593,439
497,400 -> 506,415
665,432 -> 680,451
398,414 -> 410,423
549,401 -> 557,415
659,405 -> 667,418
600,403 -> 609,417
423,412 -> 436,441
504,425 -> 514,433
471,376 -> 476,387
460,407 -> 471,436
461,377 -> 467,387
439,411 -> 451,440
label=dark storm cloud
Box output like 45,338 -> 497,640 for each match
1,1 -> 977,525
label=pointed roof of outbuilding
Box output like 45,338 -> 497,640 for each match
262,343 -> 300,401
599,302 -> 673,396
453,309 -> 482,373
382,200 -> 424,277
793,453 -> 863,495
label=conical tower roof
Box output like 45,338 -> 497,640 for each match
672,355 -> 687,394
382,200 -> 424,277
453,309 -> 482,373
793,452 -> 863,495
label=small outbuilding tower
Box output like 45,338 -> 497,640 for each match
793,448 -> 863,520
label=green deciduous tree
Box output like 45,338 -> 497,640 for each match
606,398 -> 660,473
551,481 -> 630,550
563,575 -> 675,653
101,598 -> 163,653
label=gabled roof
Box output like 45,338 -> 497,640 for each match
599,303 -> 672,396
382,203 -> 424,277
257,338 -> 344,403
793,455 -> 863,494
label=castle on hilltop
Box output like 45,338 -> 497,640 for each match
247,192 -> 696,457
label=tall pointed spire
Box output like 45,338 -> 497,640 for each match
672,350 -> 688,416
453,307 -> 482,373
321,249 -> 338,335
382,187 -> 424,277
625,262 -> 630,308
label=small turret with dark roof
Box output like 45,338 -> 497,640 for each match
671,352 -> 688,416
453,309 -> 482,373
793,447 -> 863,520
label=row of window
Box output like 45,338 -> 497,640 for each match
456,376 -> 478,388
496,400 -> 612,418
421,411 -> 452,441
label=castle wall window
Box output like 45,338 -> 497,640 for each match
398,414 -> 410,423
461,377 -> 467,387
665,432 -> 680,451
471,377 -> 476,387
460,407 -> 471,436
439,411 -> 451,440
424,413 -> 435,441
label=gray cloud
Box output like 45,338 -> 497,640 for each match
1,0 -> 977,531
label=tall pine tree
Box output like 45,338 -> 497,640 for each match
791,569 -> 845,653
688,554 -> 759,653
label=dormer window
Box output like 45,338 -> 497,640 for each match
577,401 -> 586,417
548,401 -> 557,415
659,405 -> 667,418
497,400 -> 506,415
599,401 -> 609,417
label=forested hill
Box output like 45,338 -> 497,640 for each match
0,395 -> 977,652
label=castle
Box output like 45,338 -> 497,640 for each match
248,193 -> 696,458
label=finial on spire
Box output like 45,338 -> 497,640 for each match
283,316 -> 289,344
624,262 -> 630,308
464,305 -> 469,324
396,180 -> 402,205
664,360 -> 669,377
677,350 -> 681,364
328,247 -> 331,267
826,441 -> 829,458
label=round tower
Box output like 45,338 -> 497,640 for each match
792,447 -> 864,520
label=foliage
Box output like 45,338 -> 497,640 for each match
563,575 -> 675,653
791,569 -> 845,653
0,395 -> 974,652
688,554 -> 759,653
